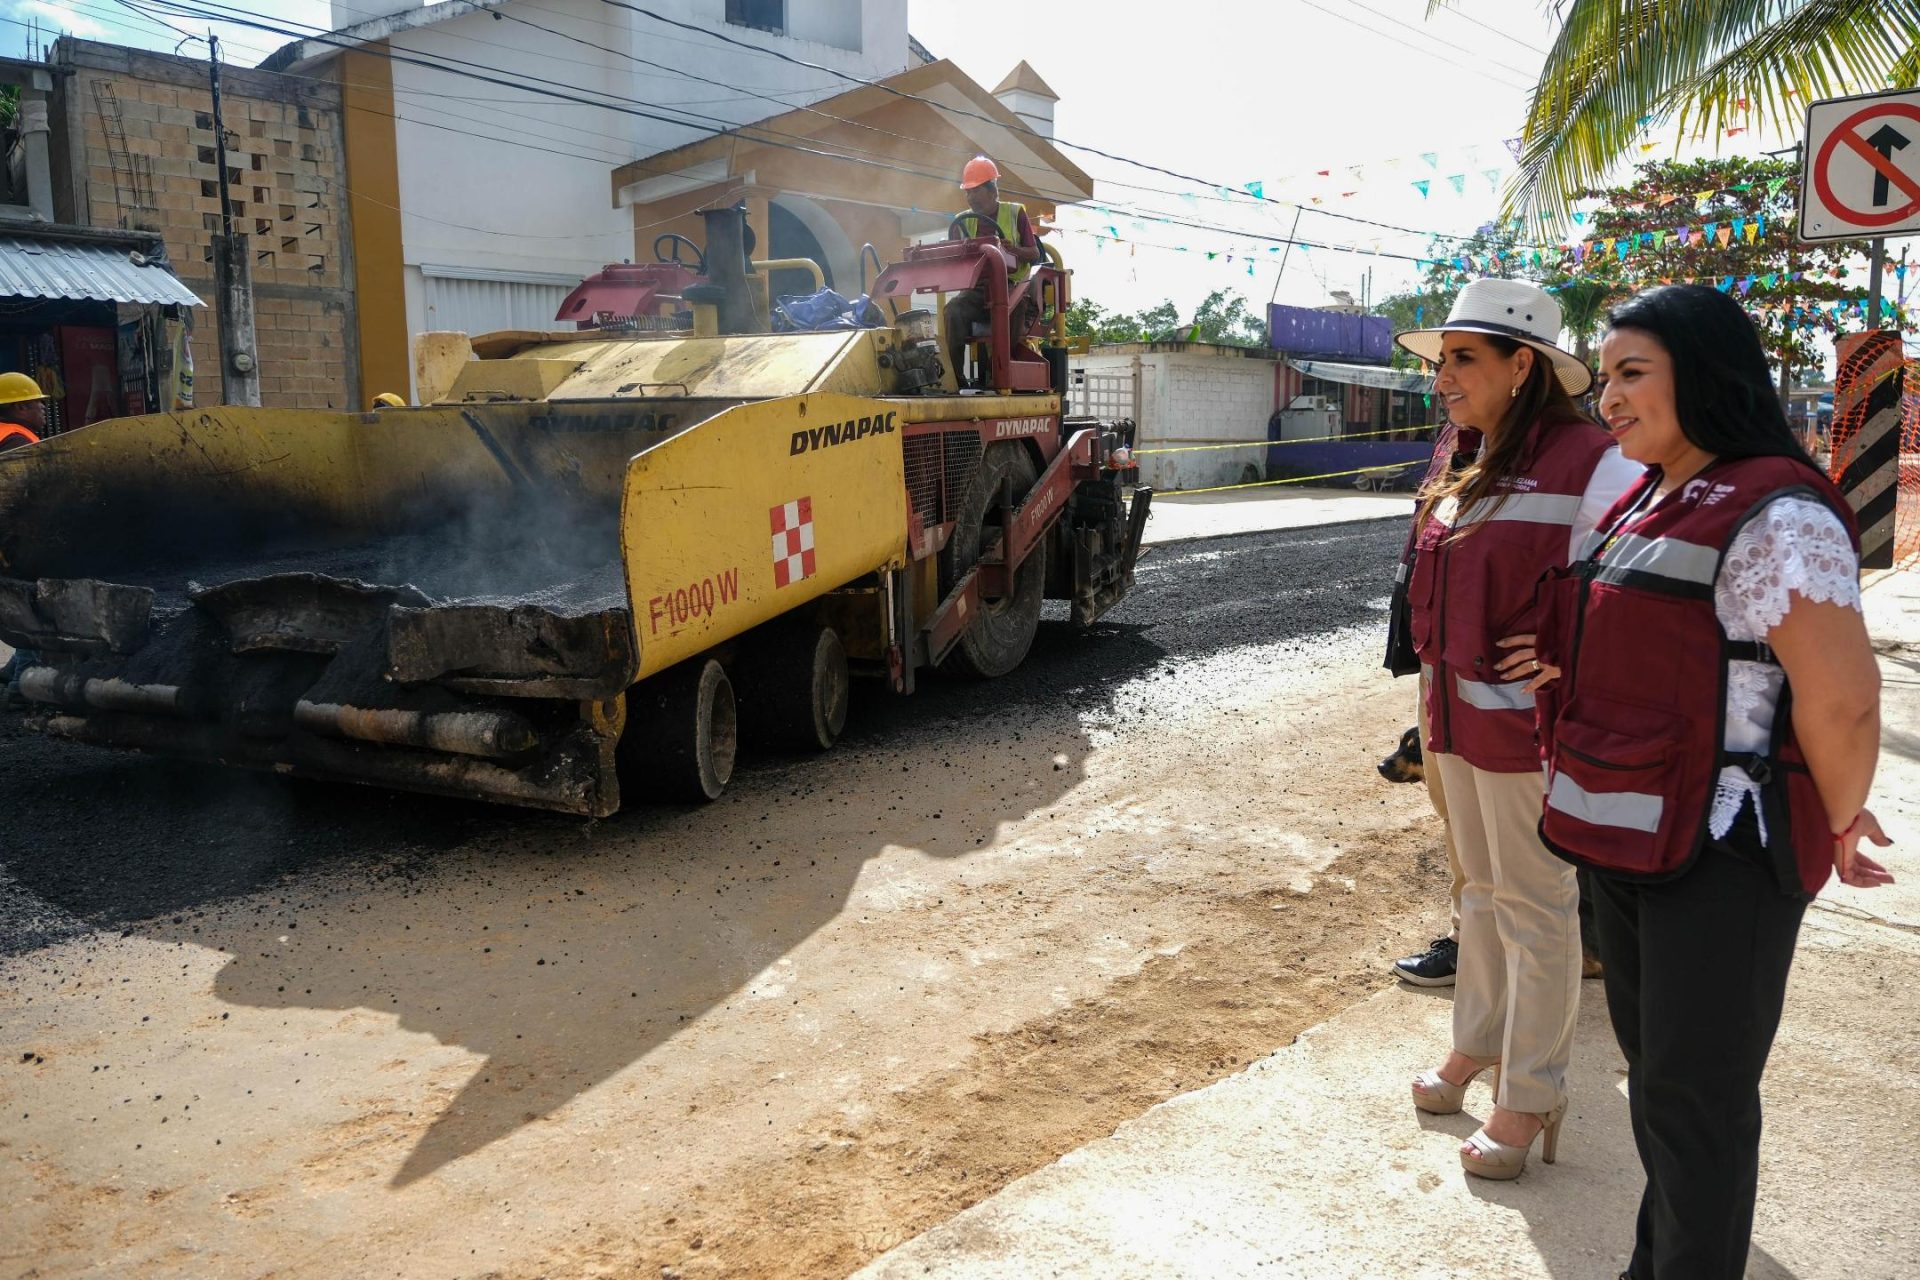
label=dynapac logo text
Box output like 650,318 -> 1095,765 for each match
790,410 -> 899,455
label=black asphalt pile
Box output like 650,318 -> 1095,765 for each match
115,517 -> 629,620
0,520 -> 1405,959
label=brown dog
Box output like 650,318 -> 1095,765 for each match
1377,726 -> 1424,784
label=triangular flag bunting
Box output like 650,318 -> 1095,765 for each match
1422,152 -> 1438,169
1716,224 -> 1733,247
1413,179 -> 1430,198
1447,174 -> 1466,194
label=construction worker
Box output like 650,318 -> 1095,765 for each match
943,156 -> 1044,384
0,372 -> 48,451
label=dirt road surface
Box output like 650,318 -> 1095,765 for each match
1,520 -> 1448,1279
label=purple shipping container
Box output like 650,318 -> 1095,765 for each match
1267,305 -> 1393,362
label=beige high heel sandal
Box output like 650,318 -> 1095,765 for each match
1460,1098 -> 1569,1180
1410,1054 -> 1500,1115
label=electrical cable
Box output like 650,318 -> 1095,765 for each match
1341,0 -> 1537,80
128,0 -> 1566,257
106,0 -> 1572,267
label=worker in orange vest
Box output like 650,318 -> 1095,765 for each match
0,372 -> 49,451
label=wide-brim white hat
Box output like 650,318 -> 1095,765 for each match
1395,278 -> 1593,397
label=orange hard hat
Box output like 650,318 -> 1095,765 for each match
960,156 -> 1000,190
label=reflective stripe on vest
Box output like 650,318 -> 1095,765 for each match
1592,532 -> 1720,589
1456,491 -> 1583,528
1547,771 -> 1664,834
1455,674 -> 1532,712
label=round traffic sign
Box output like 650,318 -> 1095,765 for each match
1813,101 -> 1920,228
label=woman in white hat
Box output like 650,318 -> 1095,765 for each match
1396,278 -> 1642,1178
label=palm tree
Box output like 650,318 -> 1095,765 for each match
1552,278 -> 1621,364
1444,1 -> 1920,225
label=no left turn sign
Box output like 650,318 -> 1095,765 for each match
1800,88 -> 1920,241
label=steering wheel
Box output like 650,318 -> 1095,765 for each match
948,211 -> 1001,241
653,232 -> 707,274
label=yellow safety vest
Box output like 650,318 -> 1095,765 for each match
958,200 -> 1032,285
998,201 -> 1032,284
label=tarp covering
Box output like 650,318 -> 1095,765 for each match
0,234 -> 202,306
1267,304 -> 1392,361
1293,359 -> 1431,393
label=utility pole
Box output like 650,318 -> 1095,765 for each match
1867,236 -> 1886,328
207,33 -> 260,407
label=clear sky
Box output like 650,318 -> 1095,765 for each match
3,0 -> 1907,327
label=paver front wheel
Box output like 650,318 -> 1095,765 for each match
622,657 -> 738,802
736,623 -> 849,752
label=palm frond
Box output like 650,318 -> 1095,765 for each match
1673,0 -> 1920,142
1500,0 -> 1920,227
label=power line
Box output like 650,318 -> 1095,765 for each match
1428,2 -> 1552,57
1342,0 -> 1537,80
1291,0 -> 1534,92
144,0 -> 1562,257
119,0 -> 1560,269
601,0 -> 1543,205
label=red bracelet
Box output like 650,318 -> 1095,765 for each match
1833,814 -> 1863,844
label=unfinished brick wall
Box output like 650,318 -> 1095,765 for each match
52,38 -> 359,410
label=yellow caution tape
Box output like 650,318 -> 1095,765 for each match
1135,427 -> 1434,454
1155,461 -> 1420,498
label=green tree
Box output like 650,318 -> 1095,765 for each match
1562,155 -> 1876,377
1186,289 -> 1269,347
1373,223 -> 1557,368
1443,0 -> 1920,223
1064,297 -> 1210,344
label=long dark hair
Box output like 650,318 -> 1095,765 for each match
1415,333 -> 1591,532
1604,284 -> 1813,465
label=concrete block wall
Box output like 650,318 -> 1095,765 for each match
52,39 -> 359,410
1072,344 -> 1275,491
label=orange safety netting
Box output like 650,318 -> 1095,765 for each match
1825,333 -> 1909,568
1896,359 -> 1920,565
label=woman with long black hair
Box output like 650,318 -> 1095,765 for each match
1507,284 -> 1894,1279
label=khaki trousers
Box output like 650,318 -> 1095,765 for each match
1432,751 -> 1581,1115
1415,673 -> 1464,939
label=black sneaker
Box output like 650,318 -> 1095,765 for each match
1392,936 -> 1458,987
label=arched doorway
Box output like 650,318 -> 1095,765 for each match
767,194 -> 858,300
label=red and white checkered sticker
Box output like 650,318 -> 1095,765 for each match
770,497 -> 817,588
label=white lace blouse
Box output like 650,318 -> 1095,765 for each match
1713,495 -> 1862,838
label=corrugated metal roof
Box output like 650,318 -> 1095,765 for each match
0,235 -> 203,306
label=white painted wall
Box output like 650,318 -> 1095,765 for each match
1071,346 -> 1275,491
360,0 -> 907,352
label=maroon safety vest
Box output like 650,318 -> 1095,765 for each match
1533,456 -> 1859,896
1407,415 -> 1616,772
1384,423 -> 1479,676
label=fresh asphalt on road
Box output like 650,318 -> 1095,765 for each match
0,518 -> 1405,959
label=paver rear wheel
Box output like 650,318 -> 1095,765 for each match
621,657 -> 737,802
940,443 -> 1045,679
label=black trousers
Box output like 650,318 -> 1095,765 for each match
1589,815 -> 1807,1280
942,287 -> 1034,389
